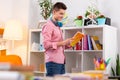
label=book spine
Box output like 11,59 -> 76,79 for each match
83,35 -> 88,50
92,36 -> 102,50
80,40 -> 82,50
76,42 -> 80,50
91,37 -> 98,50
87,35 -> 92,50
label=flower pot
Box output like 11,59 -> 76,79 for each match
74,20 -> 83,27
97,18 -> 106,25
109,76 -> 120,80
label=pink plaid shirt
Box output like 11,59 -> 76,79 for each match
42,20 -> 65,64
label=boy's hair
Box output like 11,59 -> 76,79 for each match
52,2 -> 67,11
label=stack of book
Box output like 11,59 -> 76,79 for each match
71,34 -> 102,51
83,35 -> 102,50
0,63 -> 34,80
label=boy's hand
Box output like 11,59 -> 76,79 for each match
57,38 -> 74,47
62,38 -> 73,46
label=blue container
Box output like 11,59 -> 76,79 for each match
97,18 -> 106,25
39,44 -> 44,51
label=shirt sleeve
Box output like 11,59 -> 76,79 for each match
65,45 -> 72,49
42,24 -> 58,50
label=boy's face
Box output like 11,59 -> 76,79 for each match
53,9 -> 65,21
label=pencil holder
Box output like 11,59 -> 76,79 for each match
94,58 -> 110,70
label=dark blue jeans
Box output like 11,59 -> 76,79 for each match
46,62 -> 65,76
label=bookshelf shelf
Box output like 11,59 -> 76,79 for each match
28,25 -> 117,76
34,71 -> 46,74
83,50 -> 103,52
64,50 -> 103,52
30,29 -> 42,32
64,50 -> 82,53
61,27 -> 82,30
61,25 -> 108,30
30,50 -> 45,53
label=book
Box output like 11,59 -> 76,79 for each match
75,42 -> 80,50
0,71 -> 24,80
79,40 -> 82,50
0,63 -> 34,71
0,63 -> 34,80
83,34 -> 88,50
91,37 -> 98,50
91,36 -> 102,50
87,35 -> 93,50
70,31 -> 84,47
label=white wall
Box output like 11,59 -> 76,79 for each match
10,0 -> 29,65
98,0 -> 120,52
0,0 -> 13,22
28,0 -> 43,28
29,0 -> 120,52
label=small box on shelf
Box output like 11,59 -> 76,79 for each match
39,64 -> 45,72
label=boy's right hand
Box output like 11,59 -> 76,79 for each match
57,38 -> 73,47
62,38 -> 73,46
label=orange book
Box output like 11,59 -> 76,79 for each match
70,31 -> 84,47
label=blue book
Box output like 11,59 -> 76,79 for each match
87,35 -> 93,50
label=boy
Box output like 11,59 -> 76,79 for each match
42,2 -> 72,76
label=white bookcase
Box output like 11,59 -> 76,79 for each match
28,25 -> 117,75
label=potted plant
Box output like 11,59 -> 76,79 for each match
84,6 -> 100,26
96,15 -> 106,25
109,54 -> 120,80
85,6 -> 100,19
74,16 -> 83,27
38,0 -> 53,20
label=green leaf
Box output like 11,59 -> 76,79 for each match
85,11 -> 90,17
117,54 -> 120,75
106,58 -> 111,65
111,67 -> 115,76
38,0 -> 52,19
116,54 -> 120,76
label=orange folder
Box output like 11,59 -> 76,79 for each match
70,31 -> 84,47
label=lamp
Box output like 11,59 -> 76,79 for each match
3,20 -> 23,53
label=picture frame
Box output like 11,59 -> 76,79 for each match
37,20 -> 47,29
